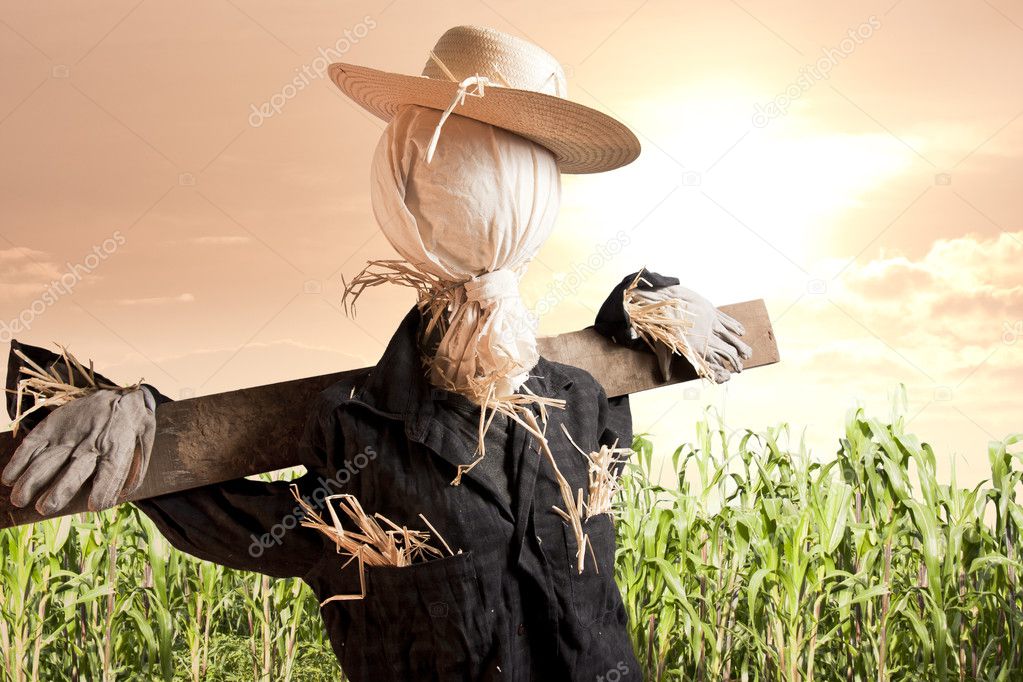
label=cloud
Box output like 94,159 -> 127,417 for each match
700,232 -> 1022,473
188,236 -> 251,246
0,247 -> 62,300
97,339 -> 373,398
778,230 -> 1023,415
0,247 -> 48,265
828,231 -> 1023,349
115,293 -> 196,306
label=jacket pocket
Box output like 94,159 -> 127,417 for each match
564,514 -> 618,629
359,551 -> 496,680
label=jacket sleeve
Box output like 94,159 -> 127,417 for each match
134,403 -> 339,578
592,366 -> 633,461
601,394 -> 633,454
6,340 -> 335,579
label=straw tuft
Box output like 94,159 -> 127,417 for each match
498,408 -> 595,574
343,259 -> 567,485
342,259 -> 456,338
623,272 -> 713,381
7,345 -> 140,435
291,486 -> 454,605
561,424 -> 631,520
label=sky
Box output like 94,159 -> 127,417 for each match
1,0 -> 1021,489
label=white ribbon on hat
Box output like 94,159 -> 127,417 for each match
425,74 -> 494,164
370,104 -> 561,400
423,51 -> 561,165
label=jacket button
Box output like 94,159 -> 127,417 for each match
517,623 -> 526,636
429,601 -> 449,618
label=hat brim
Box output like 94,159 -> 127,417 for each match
329,63 -> 641,174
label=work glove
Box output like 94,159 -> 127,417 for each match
594,270 -> 752,383
627,283 -> 751,383
3,340 -> 162,515
2,386 -> 156,515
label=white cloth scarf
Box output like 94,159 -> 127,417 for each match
370,105 -> 561,400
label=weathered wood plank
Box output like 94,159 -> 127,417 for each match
0,299 -> 777,528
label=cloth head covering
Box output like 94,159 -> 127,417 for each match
369,104 -> 561,401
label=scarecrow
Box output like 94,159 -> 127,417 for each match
2,26 -> 752,681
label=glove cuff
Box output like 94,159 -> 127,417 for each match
6,341 -> 170,433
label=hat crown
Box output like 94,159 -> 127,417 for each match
420,25 -> 568,98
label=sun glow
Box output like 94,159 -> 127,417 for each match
551,84 -> 918,299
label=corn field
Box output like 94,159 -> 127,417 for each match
2,395 -> 1022,680
618,396 -> 1023,681
0,499 -> 340,681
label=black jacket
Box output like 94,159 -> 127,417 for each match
8,273 -> 660,681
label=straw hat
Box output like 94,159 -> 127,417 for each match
328,25 -> 641,174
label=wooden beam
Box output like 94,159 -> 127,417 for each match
0,299 -> 777,528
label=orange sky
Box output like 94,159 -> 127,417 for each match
1,0 -> 1021,487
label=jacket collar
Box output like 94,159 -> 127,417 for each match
351,306 -> 574,515
355,306 -> 574,424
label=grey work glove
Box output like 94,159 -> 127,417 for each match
2,387 -> 156,515
628,284 -> 752,383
